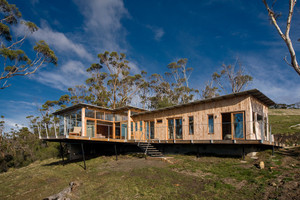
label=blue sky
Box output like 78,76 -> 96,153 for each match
1,0 -> 299,129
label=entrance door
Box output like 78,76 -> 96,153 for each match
232,112 -> 244,139
121,123 -> 127,139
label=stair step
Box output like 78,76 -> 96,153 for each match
137,143 -> 163,157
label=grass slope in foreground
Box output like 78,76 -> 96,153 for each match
0,148 -> 299,200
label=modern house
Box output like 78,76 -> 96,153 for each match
42,89 -> 278,158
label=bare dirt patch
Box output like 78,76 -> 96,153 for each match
101,157 -> 168,172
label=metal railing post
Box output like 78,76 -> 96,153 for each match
260,121 -> 264,143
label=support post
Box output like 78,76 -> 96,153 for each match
272,145 -> 274,156
114,144 -> 118,161
242,146 -> 245,160
81,143 -> 86,170
196,145 -> 200,158
60,142 -> 64,165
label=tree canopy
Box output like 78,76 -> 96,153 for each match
0,0 -> 57,89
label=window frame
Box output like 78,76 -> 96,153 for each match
208,114 -> 214,134
188,116 -> 194,135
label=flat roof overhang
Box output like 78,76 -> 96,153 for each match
52,103 -> 147,115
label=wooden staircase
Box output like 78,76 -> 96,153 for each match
138,142 -> 164,157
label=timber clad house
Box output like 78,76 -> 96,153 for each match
42,89 -> 279,158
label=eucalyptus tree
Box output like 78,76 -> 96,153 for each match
138,71 -> 151,109
148,73 -> 174,109
0,0 -> 57,89
165,58 -> 198,104
212,59 -> 253,94
85,63 -> 109,107
96,51 -> 144,109
201,80 -> 219,99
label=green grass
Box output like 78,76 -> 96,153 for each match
0,149 -> 299,200
269,115 -> 300,134
268,109 -> 300,137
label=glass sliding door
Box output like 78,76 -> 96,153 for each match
86,120 -> 95,137
175,118 -> 183,139
232,113 -> 244,139
168,118 -> 182,140
121,123 -> 127,139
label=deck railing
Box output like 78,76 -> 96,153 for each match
39,120 -> 275,144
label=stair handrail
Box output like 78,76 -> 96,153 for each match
137,132 -> 145,146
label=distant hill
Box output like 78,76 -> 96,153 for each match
269,109 -> 300,115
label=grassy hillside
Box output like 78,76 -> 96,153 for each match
269,109 -> 300,134
0,149 -> 299,200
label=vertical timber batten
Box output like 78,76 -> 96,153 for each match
113,114 -> 115,139
128,109 -> 131,140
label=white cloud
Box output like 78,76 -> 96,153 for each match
128,62 -> 141,74
32,60 -> 88,90
146,25 -> 165,41
73,0 -> 129,52
13,20 -> 93,62
9,100 -> 42,109
242,55 -> 300,104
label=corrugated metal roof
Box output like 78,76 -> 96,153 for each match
132,89 -> 275,116
52,89 -> 275,116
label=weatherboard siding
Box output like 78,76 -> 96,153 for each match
131,95 -> 260,141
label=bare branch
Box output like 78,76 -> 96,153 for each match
263,0 -> 300,75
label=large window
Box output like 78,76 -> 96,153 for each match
85,109 -> 95,118
96,111 -> 104,120
105,113 -> 113,121
140,121 -> 142,131
59,109 -> 82,136
233,113 -> 244,139
135,122 -> 138,131
208,115 -> 214,134
189,116 -> 194,135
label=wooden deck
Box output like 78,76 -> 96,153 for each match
40,136 -> 281,146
